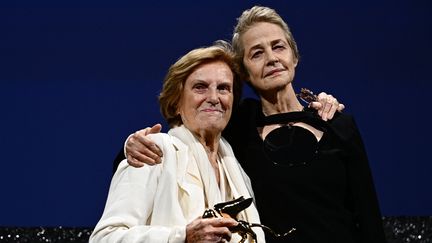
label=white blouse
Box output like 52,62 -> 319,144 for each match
90,126 -> 265,243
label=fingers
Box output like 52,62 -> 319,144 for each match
218,232 -> 231,243
186,217 -> 236,243
326,102 -> 338,120
309,92 -> 345,121
309,101 -> 322,110
135,132 -> 163,157
125,127 -> 163,167
316,92 -> 339,121
126,155 -> 145,168
208,217 -> 238,228
206,218 -> 237,242
127,151 -> 160,166
148,123 -> 162,134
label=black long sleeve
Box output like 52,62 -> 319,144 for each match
113,149 -> 125,174
330,115 -> 386,243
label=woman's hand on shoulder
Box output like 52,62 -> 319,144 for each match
126,124 -> 164,167
309,92 -> 345,121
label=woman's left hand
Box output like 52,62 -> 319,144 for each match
185,217 -> 238,243
309,92 -> 345,121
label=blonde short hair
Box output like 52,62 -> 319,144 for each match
232,6 -> 300,78
159,41 -> 241,127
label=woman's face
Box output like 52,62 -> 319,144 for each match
177,61 -> 234,135
241,22 -> 298,94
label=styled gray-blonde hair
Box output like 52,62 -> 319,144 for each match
159,40 -> 242,127
232,6 -> 300,78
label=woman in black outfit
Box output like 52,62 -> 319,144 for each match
223,98 -> 384,243
115,6 -> 386,243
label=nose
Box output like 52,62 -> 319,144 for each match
207,88 -> 220,105
266,49 -> 279,66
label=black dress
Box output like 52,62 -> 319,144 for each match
222,98 -> 386,243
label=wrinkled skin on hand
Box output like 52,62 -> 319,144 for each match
203,197 -> 257,243
186,216 -> 238,243
125,124 -> 163,167
305,89 -> 345,121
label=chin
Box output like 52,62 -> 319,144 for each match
201,122 -> 226,133
206,123 -> 226,130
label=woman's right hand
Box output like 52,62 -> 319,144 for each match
125,124 -> 163,167
186,217 -> 238,243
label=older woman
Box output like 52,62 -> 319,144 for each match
223,6 -> 386,243
90,43 -> 265,243
117,6 -> 386,243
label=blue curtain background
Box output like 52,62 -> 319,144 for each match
1,0 -> 431,227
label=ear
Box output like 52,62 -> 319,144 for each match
175,96 -> 183,114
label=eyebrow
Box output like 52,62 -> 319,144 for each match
218,80 -> 233,86
191,80 -> 232,86
190,80 -> 209,87
248,39 -> 287,52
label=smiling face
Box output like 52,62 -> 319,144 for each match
241,22 -> 298,95
177,61 -> 234,136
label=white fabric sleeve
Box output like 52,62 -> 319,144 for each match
89,159 -> 186,243
123,133 -> 134,159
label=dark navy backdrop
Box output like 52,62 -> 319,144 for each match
1,0 -> 431,227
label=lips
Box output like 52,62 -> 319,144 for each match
201,108 -> 223,113
264,68 -> 286,77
